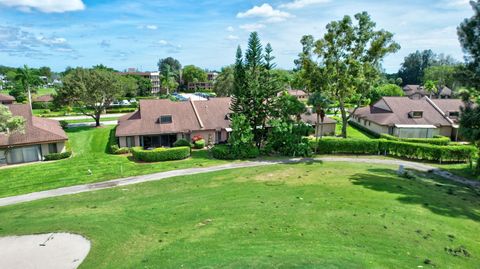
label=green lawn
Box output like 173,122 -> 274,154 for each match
0,162 -> 478,268
0,126 -> 229,198
34,87 -> 56,96
335,122 -> 374,139
64,117 -> 120,124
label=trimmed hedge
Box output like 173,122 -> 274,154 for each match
308,138 -> 475,163
44,151 -> 72,161
211,145 -> 260,160
379,134 -> 451,146
194,139 -> 206,149
173,139 -> 192,148
131,147 -> 191,162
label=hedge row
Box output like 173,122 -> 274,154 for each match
379,134 -> 451,146
44,151 -> 72,161
211,144 -> 260,160
131,146 -> 191,162
309,138 -> 476,163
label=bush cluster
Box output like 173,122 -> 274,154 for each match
194,139 -> 206,149
173,139 -> 192,148
44,151 -> 72,161
379,134 -> 451,146
308,138 -> 475,163
32,102 -> 54,110
106,107 -> 137,114
107,127 -> 129,154
210,144 -> 260,160
131,147 -> 191,162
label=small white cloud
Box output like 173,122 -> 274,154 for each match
227,26 -> 235,32
279,0 -> 330,9
158,40 -> 169,45
226,35 -> 239,40
0,0 -> 85,13
442,0 -> 470,7
237,3 -> 291,22
146,25 -> 158,30
239,23 -> 266,32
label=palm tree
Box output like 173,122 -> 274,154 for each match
424,80 -> 438,99
15,65 -> 39,110
160,65 -> 178,95
308,92 -> 331,152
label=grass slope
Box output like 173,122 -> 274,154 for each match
0,126 -> 228,198
0,162 -> 478,268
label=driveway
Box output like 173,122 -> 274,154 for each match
0,157 -> 477,207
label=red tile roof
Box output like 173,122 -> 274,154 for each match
0,93 -> 15,102
0,104 -> 68,147
34,94 -> 54,102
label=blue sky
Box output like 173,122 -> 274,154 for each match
0,0 -> 474,73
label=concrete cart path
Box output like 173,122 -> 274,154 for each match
0,157 -> 478,207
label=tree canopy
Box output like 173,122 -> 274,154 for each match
56,68 -> 137,126
0,104 -> 25,134
213,65 -> 234,97
182,65 -> 207,86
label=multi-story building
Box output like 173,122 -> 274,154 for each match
119,69 -> 161,94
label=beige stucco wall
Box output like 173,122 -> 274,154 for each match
40,142 -> 66,157
315,123 -> 336,136
119,136 -> 126,148
350,118 -> 389,135
439,126 -> 453,138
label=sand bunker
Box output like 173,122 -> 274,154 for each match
0,233 -> 90,269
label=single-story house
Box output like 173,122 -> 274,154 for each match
287,89 -> 309,101
0,93 -> 15,105
0,104 -> 68,165
33,94 -> 54,103
116,97 -> 337,148
301,110 -> 337,136
351,97 -> 465,140
403,85 -> 453,99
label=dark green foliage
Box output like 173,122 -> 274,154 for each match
193,139 -> 205,149
308,138 -> 475,163
173,139 -> 192,148
458,0 -> 480,90
131,147 -> 190,162
459,105 -> 480,173
266,119 -> 312,157
32,101 -> 54,110
379,134 -> 451,146
44,151 -> 72,161
368,84 -> 404,103
210,144 -> 259,160
59,120 -> 68,130
105,107 -> 137,114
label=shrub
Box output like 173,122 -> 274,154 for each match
192,135 -> 203,142
173,139 -> 192,148
194,139 -> 206,149
59,120 -> 68,130
210,144 -> 259,160
309,138 -> 380,155
379,134 -> 451,146
106,107 -> 137,114
131,147 -> 191,162
107,127 -> 130,154
44,151 -> 72,161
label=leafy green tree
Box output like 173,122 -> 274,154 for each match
368,83 -> 404,103
232,32 -> 283,147
424,80 -> 438,98
397,50 -> 438,85
182,65 -> 208,88
423,65 -> 458,89
0,104 -> 25,134
459,104 -> 480,174
228,114 -> 257,158
160,65 -> 179,95
56,68 -> 137,127
458,0 -> 480,90
158,57 -> 182,83
38,66 -> 52,80
213,65 -> 234,97
135,76 -> 153,97
306,12 -> 400,138
15,65 -> 40,109
8,84 -> 27,103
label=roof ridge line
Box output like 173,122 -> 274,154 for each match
189,100 -> 204,129
425,96 -> 454,125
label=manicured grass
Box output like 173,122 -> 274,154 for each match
335,122 -> 374,139
435,162 -> 480,181
34,87 -> 56,96
0,126 -> 229,198
64,117 -> 119,124
0,162 -> 478,268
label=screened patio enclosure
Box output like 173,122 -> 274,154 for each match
394,124 -> 439,138
141,134 -> 178,149
5,145 -> 42,165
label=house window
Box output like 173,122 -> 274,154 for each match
159,115 -> 172,124
48,143 -> 58,154
216,131 -> 222,143
448,111 -> 459,118
411,111 -> 423,118
126,136 -> 134,148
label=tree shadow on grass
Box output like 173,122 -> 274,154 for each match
349,168 -> 480,222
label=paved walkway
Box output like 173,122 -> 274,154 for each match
0,157 -> 478,207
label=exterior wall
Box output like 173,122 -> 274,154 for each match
314,123 -> 336,136
119,136 -> 127,148
350,117 -> 389,135
439,126 -> 453,138
191,130 -> 216,146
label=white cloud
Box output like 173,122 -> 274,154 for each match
279,0 -> 330,9
441,0 -> 470,7
0,0 -> 85,13
237,3 -> 291,22
226,35 -> 239,40
239,23 -> 266,32
227,26 -> 235,32
146,25 -> 158,30
158,40 -> 169,45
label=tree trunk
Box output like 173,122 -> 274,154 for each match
320,120 -> 324,139
339,101 -> 348,138
27,87 -> 32,111
95,113 -> 101,127
315,113 -> 320,153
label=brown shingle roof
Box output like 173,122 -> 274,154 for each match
116,97 -> 337,137
0,93 -> 15,102
301,113 -> 337,125
353,97 -> 453,127
0,104 -> 68,147
34,94 -> 54,102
